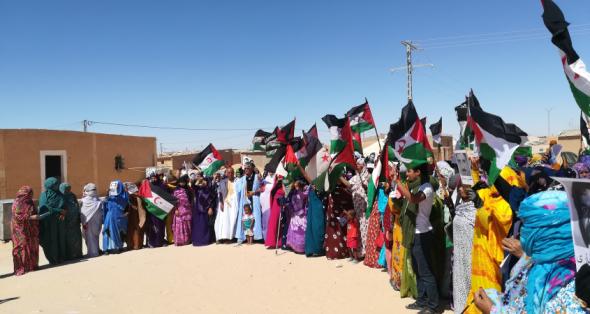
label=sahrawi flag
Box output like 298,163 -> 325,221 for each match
388,100 -> 433,169
347,99 -> 377,133
298,124 -> 330,181
139,179 -> 177,220
365,141 -> 391,218
265,119 -> 296,158
429,117 -> 442,145
192,143 -> 225,176
252,129 -> 272,151
466,90 -> 527,185
455,98 -> 475,150
317,115 -> 356,191
543,0 -> 590,116
275,140 -> 302,178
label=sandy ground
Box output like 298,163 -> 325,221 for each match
0,241 -> 438,314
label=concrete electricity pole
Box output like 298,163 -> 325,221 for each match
390,41 -> 433,101
545,107 -> 554,137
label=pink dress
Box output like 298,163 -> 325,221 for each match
172,188 -> 192,246
264,186 -> 285,248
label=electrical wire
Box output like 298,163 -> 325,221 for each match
87,120 -> 275,131
414,23 -> 590,43
414,25 -> 590,49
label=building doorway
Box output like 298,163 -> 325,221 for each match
40,150 -> 67,190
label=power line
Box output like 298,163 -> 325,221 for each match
414,23 -> 590,43
86,120 -> 275,132
415,26 -> 590,49
419,31 -> 590,49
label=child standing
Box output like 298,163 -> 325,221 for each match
346,209 -> 360,262
242,204 -> 255,245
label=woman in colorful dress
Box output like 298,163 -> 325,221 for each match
172,175 -> 193,246
324,181 -> 351,260
285,180 -> 309,254
474,191 -> 587,314
11,186 -> 40,276
348,158 -> 370,258
265,177 -> 285,248
390,188 -> 405,291
80,183 -> 103,257
39,177 -> 67,265
60,183 -> 83,260
364,186 -> 385,268
102,180 -> 128,254
125,182 -> 145,250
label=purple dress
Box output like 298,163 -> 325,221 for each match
286,187 -> 309,253
172,188 -> 192,246
192,181 -> 216,246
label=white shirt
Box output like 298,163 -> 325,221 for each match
415,183 -> 434,234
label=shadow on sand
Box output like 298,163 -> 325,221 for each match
0,257 -> 89,279
0,297 -> 20,305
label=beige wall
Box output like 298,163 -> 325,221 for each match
558,135 -> 582,154
0,130 -> 156,199
158,150 -> 269,173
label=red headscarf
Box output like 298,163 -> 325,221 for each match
12,186 -> 34,221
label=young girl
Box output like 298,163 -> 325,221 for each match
346,209 -> 360,262
242,204 -> 255,245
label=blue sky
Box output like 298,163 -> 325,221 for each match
2,0 -> 590,151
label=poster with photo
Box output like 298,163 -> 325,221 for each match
555,177 -> 590,270
453,150 -> 474,185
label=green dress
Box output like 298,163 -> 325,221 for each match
60,183 -> 83,260
400,179 -> 420,298
39,178 -> 67,264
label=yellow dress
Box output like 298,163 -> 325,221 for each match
465,167 -> 524,313
390,198 -> 404,289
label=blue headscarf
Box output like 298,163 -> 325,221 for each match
105,180 -> 129,233
518,190 -> 576,314
377,188 -> 388,215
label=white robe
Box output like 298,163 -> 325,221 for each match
260,174 -> 275,241
214,180 -> 238,240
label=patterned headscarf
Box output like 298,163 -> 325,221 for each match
12,186 -> 34,221
573,162 -> 590,179
518,190 -> 576,314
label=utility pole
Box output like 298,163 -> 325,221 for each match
545,107 -> 554,137
83,120 -> 89,132
390,41 -> 434,101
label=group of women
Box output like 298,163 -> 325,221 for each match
9,149 -> 590,314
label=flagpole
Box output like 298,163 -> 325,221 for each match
374,127 -> 383,152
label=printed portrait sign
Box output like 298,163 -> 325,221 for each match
555,177 -> 590,270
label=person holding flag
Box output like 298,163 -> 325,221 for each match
395,163 -> 439,314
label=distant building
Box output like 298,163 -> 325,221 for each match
557,129 -> 582,154
0,129 -> 157,199
158,149 -> 268,171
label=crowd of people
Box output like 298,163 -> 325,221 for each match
9,144 -> 590,314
